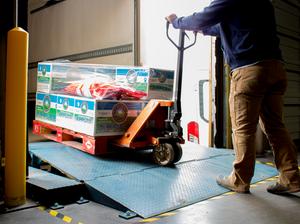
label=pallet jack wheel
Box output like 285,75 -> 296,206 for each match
172,142 -> 183,163
152,143 -> 175,166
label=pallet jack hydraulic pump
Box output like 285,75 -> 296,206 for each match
114,22 -> 197,166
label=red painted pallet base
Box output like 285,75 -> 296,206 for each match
32,120 -> 116,155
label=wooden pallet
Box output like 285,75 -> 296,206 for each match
32,120 -> 116,155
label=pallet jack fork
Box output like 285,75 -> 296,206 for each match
115,22 -> 197,166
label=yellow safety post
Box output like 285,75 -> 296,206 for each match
4,26 -> 29,207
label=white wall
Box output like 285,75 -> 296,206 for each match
139,0 -> 213,146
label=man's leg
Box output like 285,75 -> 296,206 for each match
217,67 -> 264,193
259,73 -> 300,193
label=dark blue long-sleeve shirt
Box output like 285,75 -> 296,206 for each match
172,0 -> 282,70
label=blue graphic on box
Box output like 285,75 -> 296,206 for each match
36,93 -> 57,103
57,96 -> 75,120
38,64 -> 51,73
75,100 -> 94,111
57,96 -> 75,109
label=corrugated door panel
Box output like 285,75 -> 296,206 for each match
274,0 -> 300,141
284,106 -> 300,117
284,117 -> 300,139
280,36 -> 300,67
285,81 -> 300,98
284,107 -> 300,139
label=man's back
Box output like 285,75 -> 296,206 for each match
215,0 -> 282,69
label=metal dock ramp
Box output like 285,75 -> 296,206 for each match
29,142 -> 277,218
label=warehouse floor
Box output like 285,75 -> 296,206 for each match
0,131 -> 300,224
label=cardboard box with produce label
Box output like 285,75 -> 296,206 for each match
56,94 -> 76,129
72,97 -> 146,136
35,92 -> 57,124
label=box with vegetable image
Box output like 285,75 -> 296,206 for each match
56,95 -> 146,136
56,94 -> 75,129
73,98 -> 146,136
35,92 -> 57,125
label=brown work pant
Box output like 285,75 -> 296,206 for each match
229,60 -> 300,191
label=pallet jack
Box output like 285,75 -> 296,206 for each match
114,22 -> 197,166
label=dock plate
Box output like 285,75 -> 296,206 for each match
29,142 -> 277,218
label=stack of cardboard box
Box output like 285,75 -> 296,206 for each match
35,61 -> 174,136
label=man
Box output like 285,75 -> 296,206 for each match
166,0 -> 300,194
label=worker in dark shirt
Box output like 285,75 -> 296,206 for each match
166,0 -> 300,194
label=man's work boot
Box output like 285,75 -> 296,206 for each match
267,182 -> 300,194
216,175 -> 250,193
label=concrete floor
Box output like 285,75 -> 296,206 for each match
1,130 -> 300,224
1,174 -> 300,224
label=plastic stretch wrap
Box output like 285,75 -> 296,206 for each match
37,61 -> 174,101
62,77 -> 147,100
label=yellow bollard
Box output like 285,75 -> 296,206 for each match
4,27 -> 28,207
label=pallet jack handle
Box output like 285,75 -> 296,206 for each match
166,22 -> 197,136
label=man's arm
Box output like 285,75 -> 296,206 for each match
201,24 -> 220,37
171,0 -> 237,31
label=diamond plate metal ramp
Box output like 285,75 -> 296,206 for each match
29,142 -> 278,218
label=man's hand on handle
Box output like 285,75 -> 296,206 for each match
165,14 -> 178,24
